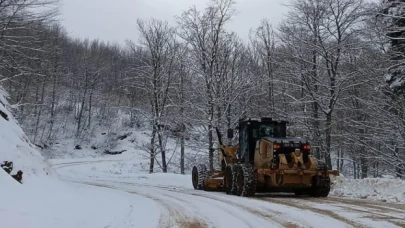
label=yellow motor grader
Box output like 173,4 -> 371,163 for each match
192,117 -> 339,197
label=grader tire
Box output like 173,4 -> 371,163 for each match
235,164 -> 257,197
225,164 -> 237,195
192,164 -> 208,190
309,175 -> 331,197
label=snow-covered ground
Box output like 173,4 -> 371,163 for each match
0,88 -> 159,228
52,156 -> 405,228
0,171 -> 160,228
2,86 -> 405,228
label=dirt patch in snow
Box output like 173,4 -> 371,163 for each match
178,219 -> 208,228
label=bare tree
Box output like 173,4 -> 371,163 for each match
177,0 -> 237,171
135,19 -> 177,173
277,0 -> 367,169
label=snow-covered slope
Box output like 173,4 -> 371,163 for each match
0,88 -> 51,178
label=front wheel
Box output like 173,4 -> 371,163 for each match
235,164 -> 257,197
224,164 -> 236,195
192,164 -> 207,190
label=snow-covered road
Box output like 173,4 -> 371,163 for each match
52,159 -> 405,228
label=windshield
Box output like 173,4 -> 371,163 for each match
253,122 -> 286,138
259,124 -> 273,137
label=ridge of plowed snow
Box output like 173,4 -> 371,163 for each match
331,176 -> 405,203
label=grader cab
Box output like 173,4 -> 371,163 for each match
192,117 -> 339,197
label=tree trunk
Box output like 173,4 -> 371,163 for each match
180,70 -> 185,175
336,149 -> 340,172
325,112 -> 332,169
353,160 -> 357,179
158,125 -> 167,173
77,70 -> 89,137
76,90 -> 87,136
208,122 -> 214,171
180,125 -> 185,175
33,81 -> 46,143
373,161 -> 379,178
149,125 -> 157,174
339,150 -> 344,172
360,153 -> 368,179
48,71 -> 58,140
208,84 -> 215,171
313,102 -> 321,159
88,88 -> 93,128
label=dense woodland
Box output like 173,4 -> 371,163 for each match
1,0 -> 405,179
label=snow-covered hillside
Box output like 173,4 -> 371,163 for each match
38,119 -> 207,174
0,89 -> 51,178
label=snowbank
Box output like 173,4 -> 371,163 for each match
331,176 -> 405,203
0,87 -> 51,178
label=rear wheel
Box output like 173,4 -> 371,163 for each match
235,164 -> 257,197
192,164 -> 207,190
309,175 -> 331,197
225,164 -> 236,195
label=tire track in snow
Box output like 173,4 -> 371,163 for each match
72,178 -> 357,228
127,182 -> 352,228
51,159 -> 124,169
142,194 -> 208,228
259,197 -> 365,228
126,184 -> 282,228
73,179 -> 287,227
130,183 -> 398,228
76,181 -> 208,228
53,160 -> 405,228
296,196 -> 405,225
102,181 -> 295,227
316,197 -> 405,214
160,192 -> 281,228
182,191 -> 301,228
186,191 -> 347,228
259,196 -> 405,228
108,181 -> 350,228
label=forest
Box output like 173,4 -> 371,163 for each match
0,0 -> 404,179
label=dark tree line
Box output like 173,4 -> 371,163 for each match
1,0 -> 404,178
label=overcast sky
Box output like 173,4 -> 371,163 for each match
60,0 -> 290,45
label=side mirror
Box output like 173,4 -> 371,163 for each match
227,129 -> 234,139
